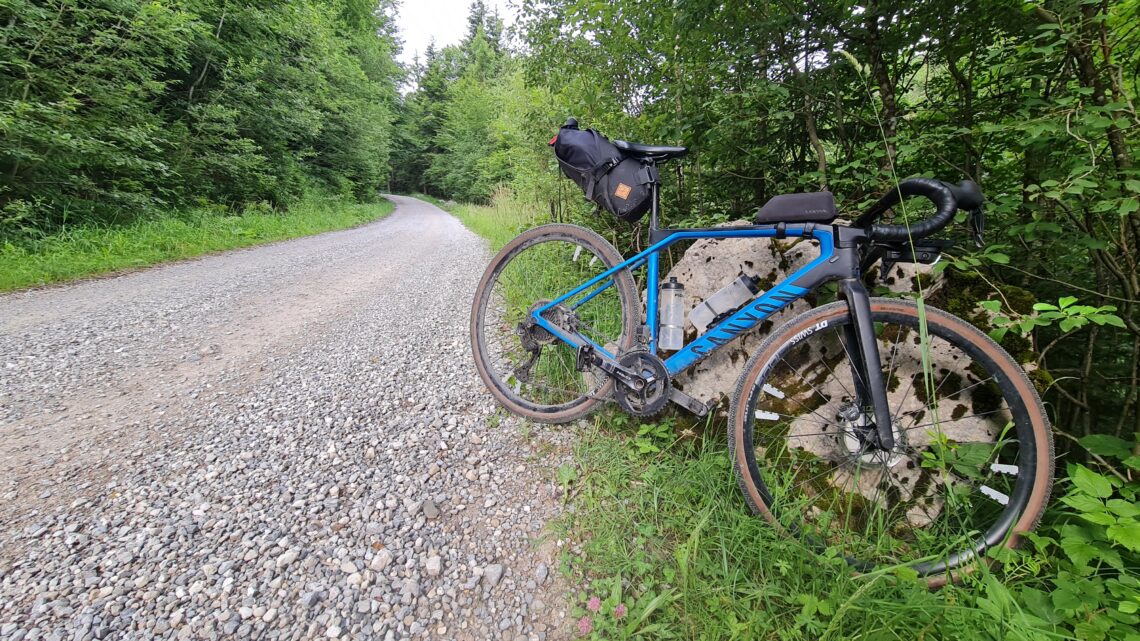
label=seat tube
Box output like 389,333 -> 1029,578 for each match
647,251 -> 659,353
644,179 -> 661,353
839,279 -> 894,448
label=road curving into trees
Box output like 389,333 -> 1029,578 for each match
0,196 -> 574,641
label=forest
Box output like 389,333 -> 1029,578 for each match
3,0 -> 1139,637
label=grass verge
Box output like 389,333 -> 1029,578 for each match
0,197 -> 394,292
554,415 -> 1057,640
416,191 -> 538,250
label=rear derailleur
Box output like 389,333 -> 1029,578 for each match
513,301 -> 574,382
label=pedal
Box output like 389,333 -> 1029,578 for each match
669,387 -> 710,417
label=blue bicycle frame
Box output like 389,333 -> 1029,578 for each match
523,177 -> 964,447
530,224 -> 843,378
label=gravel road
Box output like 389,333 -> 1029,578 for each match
0,196 -> 576,641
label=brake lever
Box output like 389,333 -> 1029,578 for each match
967,206 -> 985,248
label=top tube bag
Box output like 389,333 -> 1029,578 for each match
551,122 -> 658,223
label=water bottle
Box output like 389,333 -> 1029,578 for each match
658,277 -> 685,351
689,274 -> 761,334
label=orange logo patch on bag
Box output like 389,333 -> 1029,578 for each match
614,183 -> 632,199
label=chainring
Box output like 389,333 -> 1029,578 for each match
614,351 -> 671,417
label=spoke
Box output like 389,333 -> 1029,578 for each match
883,324 -> 906,401
774,356 -> 838,426
757,429 -> 839,443
902,408 -> 1007,433
786,452 -> 861,493
821,326 -> 859,400
751,408 -> 839,429
892,368 -> 920,425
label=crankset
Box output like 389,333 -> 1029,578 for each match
613,351 -> 671,416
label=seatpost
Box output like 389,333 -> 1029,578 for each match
649,176 -> 660,232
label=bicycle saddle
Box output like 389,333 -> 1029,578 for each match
612,139 -> 688,162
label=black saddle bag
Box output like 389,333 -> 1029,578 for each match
551,123 -> 657,223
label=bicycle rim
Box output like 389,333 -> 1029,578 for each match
732,300 -> 1051,579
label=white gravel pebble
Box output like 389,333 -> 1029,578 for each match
0,197 -> 575,641
426,555 -> 442,577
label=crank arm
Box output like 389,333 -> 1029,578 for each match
575,346 -> 652,391
669,387 -> 709,417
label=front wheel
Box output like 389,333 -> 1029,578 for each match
470,224 -> 638,423
728,298 -> 1053,585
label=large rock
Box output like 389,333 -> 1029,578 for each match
662,220 -> 941,409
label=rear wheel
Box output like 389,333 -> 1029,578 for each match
470,224 -> 638,423
728,299 -> 1053,585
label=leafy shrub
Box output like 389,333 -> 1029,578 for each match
1013,435 -> 1140,641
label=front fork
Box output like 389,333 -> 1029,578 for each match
838,279 -> 894,449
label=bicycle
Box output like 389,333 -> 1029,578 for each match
469,124 -> 1053,586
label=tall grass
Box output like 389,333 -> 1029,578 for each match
557,417 -> 1057,641
445,192 -> 540,251
0,197 -> 394,292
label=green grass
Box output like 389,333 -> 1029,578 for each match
0,196 -> 394,292
438,194 -> 538,250
556,416 -> 1056,641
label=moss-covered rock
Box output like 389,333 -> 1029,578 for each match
933,271 -> 1038,364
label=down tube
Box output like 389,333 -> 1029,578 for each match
664,229 -> 836,375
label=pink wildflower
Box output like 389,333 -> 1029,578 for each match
577,616 -> 593,635
586,596 -> 602,613
613,603 -> 627,619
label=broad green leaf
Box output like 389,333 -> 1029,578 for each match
1107,522 -> 1140,552
1052,585 -> 1085,610
1107,500 -> 1140,518
1098,314 -> 1126,328
1080,511 -> 1118,526
1062,493 -> 1106,513
1080,434 -> 1133,458
1071,464 -> 1114,498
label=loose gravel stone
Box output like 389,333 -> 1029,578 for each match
277,549 -> 300,568
0,197 -> 575,641
426,555 -> 442,577
370,549 -> 393,572
484,564 -> 504,588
